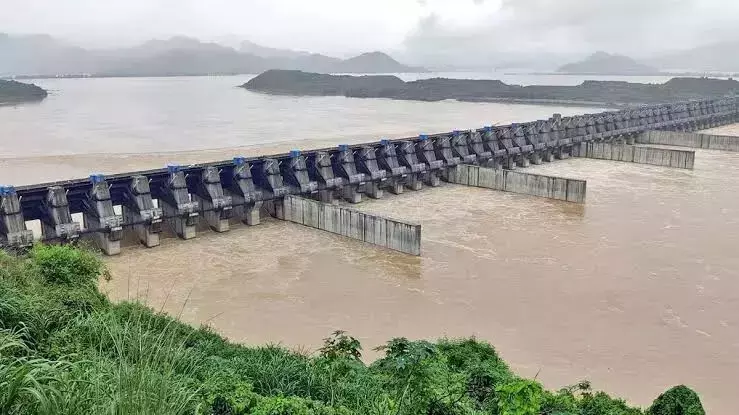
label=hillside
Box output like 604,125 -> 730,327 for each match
0,33 -> 100,76
243,70 -> 739,105
239,39 -> 309,59
558,52 -> 660,75
0,34 -> 422,77
243,69 -> 406,96
335,51 -> 423,73
0,79 -> 48,104
99,47 -> 270,77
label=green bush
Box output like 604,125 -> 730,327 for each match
647,385 -> 705,415
319,331 -> 362,362
30,245 -> 102,286
196,356 -> 259,414
579,391 -> 643,415
251,396 -> 351,415
496,379 -> 544,415
1,248 -> 107,353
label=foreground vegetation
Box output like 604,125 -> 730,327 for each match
0,245 -> 705,414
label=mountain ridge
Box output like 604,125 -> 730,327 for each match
0,34 -> 422,77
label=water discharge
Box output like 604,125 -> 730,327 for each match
1,77 -> 738,413
97,148 -> 739,414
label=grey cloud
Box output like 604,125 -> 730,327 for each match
1,0 -> 738,70
401,0 -> 739,69
0,0 -> 416,55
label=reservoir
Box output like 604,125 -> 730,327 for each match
1,75 -> 737,413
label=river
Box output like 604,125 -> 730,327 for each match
0,75 -> 737,413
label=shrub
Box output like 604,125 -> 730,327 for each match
30,244 -> 102,286
196,356 -> 259,414
251,396 -> 352,415
496,379 -> 544,415
580,391 -> 643,415
319,331 -> 362,362
647,385 -> 705,415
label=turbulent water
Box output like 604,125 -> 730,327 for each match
0,76 -> 737,413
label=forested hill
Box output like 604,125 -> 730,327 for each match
243,70 -> 739,106
0,79 -> 48,104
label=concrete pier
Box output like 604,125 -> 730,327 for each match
122,176 -> 162,248
83,175 -> 123,255
572,142 -> 695,169
281,195 -> 421,255
229,157 -> 264,226
192,167 -> 233,233
0,186 -> 34,248
40,186 -> 81,243
636,130 -> 739,152
333,145 -> 366,204
448,165 -> 586,203
159,165 -> 199,239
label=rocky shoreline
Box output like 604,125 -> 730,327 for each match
243,70 -> 739,106
0,79 -> 48,105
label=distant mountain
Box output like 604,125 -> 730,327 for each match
557,52 -> 660,75
335,52 -> 422,73
99,48 -> 270,77
649,41 -> 739,73
0,34 -> 423,77
282,53 -> 342,74
239,40 -> 309,59
0,33 -> 100,76
125,36 -> 229,58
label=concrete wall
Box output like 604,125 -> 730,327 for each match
282,195 -> 421,255
637,130 -> 739,152
572,142 -> 695,169
448,165 -> 586,203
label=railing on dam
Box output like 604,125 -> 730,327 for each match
1,97 -> 737,253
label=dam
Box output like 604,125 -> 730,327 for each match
1,97 -> 737,256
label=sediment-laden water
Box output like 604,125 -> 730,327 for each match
1,77 -> 737,413
98,148 -> 739,413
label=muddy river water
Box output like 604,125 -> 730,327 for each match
97,147 -> 739,413
1,77 -> 738,413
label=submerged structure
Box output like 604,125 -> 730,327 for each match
1,98 -> 737,256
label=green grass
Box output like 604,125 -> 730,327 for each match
0,245 -> 705,414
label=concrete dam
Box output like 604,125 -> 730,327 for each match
1,97 -> 737,256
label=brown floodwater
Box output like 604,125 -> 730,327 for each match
91,134 -> 738,414
2,77 -> 737,412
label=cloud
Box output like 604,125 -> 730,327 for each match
401,0 -> 739,67
0,0 -> 737,65
0,0 -> 423,54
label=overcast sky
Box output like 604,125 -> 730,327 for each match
1,0 -> 738,58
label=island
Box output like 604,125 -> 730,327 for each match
0,79 -> 48,104
242,70 -> 739,106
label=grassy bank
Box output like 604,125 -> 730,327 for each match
0,245 -> 705,414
